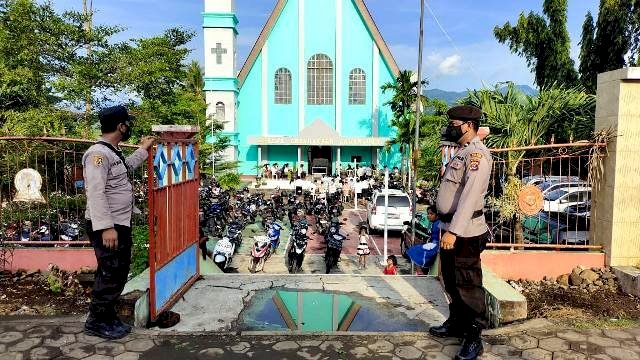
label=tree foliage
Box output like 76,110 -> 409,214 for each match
593,0 -> 634,73
494,0 -> 578,89
579,13 -> 597,94
0,0 -> 230,174
460,82 -> 595,174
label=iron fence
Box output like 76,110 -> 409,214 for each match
0,137 -> 148,247
442,142 -> 606,251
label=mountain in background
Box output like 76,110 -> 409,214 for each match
425,85 -> 538,105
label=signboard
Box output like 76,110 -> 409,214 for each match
249,136 -> 388,147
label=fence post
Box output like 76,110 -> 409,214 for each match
592,67 -> 640,266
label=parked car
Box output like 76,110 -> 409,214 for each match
523,175 -> 581,187
367,189 -> 412,231
538,180 -> 588,195
543,187 -> 591,213
564,200 -> 591,217
522,212 -> 590,245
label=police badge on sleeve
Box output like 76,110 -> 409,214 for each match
469,152 -> 483,171
93,155 -> 104,167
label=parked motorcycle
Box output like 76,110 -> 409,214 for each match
213,236 -> 235,271
267,221 -> 283,253
249,235 -> 270,273
286,220 -> 309,274
325,233 -> 346,274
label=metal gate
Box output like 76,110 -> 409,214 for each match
147,126 -> 200,321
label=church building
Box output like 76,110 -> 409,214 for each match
203,0 -> 400,176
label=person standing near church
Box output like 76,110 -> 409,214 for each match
83,105 -> 156,340
429,105 -> 491,360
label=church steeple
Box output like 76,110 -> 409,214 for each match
203,0 -> 238,162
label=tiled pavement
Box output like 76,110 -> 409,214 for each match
1,318 -> 640,359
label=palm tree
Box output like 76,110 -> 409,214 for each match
185,60 -> 205,100
461,82 -> 595,244
381,70 -> 427,186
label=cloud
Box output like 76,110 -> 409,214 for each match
438,54 -> 462,75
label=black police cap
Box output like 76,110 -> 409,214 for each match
99,105 -> 135,129
447,105 -> 482,122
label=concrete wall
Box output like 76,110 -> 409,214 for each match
7,248 -> 97,272
591,67 -> 640,266
481,250 -> 605,281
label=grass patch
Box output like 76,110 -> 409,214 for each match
571,318 -> 640,329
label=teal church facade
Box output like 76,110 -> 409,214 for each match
203,0 -> 400,176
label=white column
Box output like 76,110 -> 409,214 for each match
335,0 -> 342,135
257,145 -> 262,176
336,147 -> 341,175
298,0 -> 305,132
372,43 -> 380,137
261,42 -> 269,136
297,146 -> 302,176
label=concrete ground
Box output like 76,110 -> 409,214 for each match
165,274 -> 449,333
202,209 -> 413,275
3,317 -> 640,359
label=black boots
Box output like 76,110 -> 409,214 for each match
428,318 -> 463,338
455,324 -> 484,360
84,314 -> 129,340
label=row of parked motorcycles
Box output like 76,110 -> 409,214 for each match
199,182 -> 348,274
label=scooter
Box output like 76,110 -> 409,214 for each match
325,233 -> 346,274
213,236 -> 235,271
249,235 -> 270,273
267,222 -> 283,254
286,222 -> 309,274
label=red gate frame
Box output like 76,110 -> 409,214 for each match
147,127 -> 200,321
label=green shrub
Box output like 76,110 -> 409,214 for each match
218,172 -> 241,190
130,225 -> 149,278
47,272 -> 63,294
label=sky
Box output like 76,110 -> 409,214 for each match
55,0 -> 600,91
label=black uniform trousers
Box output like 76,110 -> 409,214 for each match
87,222 -> 132,321
440,232 -> 489,331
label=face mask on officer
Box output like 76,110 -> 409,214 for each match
444,121 -> 470,143
119,121 -> 132,142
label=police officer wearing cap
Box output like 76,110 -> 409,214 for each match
83,105 -> 156,339
429,105 -> 491,360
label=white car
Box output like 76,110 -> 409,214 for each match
523,175 -> 581,187
538,181 -> 588,195
543,187 -> 591,213
367,190 -> 412,231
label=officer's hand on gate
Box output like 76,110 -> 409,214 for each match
139,136 -> 158,150
441,232 -> 457,250
102,228 -> 118,250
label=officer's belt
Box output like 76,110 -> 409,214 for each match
438,210 -> 484,223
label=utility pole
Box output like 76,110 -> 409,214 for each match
83,0 -> 93,136
411,0 -> 425,275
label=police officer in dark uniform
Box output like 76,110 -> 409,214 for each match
83,106 -> 156,339
429,105 -> 492,360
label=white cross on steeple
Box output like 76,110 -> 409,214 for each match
211,43 -> 228,65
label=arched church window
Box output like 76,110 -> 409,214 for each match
349,68 -> 366,105
307,54 -> 333,105
274,68 -> 292,104
215,102 -> 225,122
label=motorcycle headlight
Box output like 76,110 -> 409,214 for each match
214,254 -> 226,263
301,228 -> 307,235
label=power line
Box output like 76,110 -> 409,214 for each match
424,1 -> 487,87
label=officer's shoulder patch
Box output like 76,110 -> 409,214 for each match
469,160 -> 480,171
470,152 -> 483,160
93,155 -> 104,167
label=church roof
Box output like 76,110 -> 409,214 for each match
237,0 -> 400,88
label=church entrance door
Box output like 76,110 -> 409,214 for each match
308,146 -> 332,176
